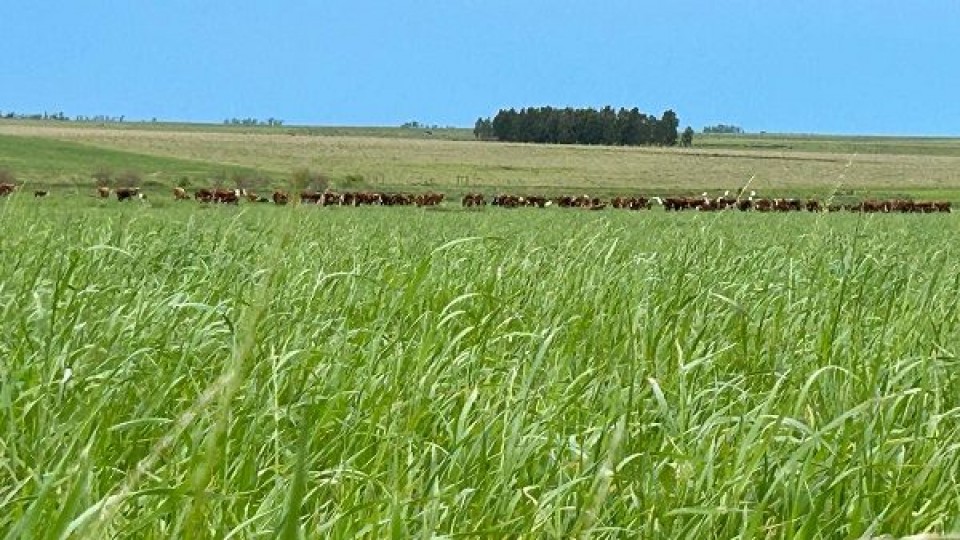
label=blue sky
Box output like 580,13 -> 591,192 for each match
2,1 -> 958,135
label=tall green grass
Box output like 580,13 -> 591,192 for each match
2,197 -> 960,538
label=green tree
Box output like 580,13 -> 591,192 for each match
657,109 -> 680,146
473,117 -> 494,140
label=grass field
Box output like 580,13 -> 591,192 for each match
3,120 -> 960,200
3,193 -> 960,537
4,121 -> 960,537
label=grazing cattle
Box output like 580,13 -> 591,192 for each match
272,190 -> 289,205
213,189 -> 240,204
415,192 -> 444,207
115,187 -> 142,201
0,183 -> 18,196
752,198 -> 773,212
715,191 -> 737,210
299,191 -> 323,204
97,186 -> 111,198
553,194 -> 595,208
34,190 -> 49,198
805,199 -> 822,212
321,191 -> 341,206
526,195 -> 549,208
835,199 -> 950,214
661,196 -> 699,211
492,194 -> 523,208
772,198 -> 802,212
194,188 -> 214,203
381,192 -> 415,206
173,187 -> 189,200
462,193 -> 486,207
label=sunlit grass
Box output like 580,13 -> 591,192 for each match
2,197 -> 960,538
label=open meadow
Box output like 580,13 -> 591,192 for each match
4,123 -> 960,537
2,192 -> 960,537
3,121 -> 960,201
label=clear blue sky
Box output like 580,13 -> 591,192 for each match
3,1 -> 958,135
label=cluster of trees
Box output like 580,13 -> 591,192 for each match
0,111 -> 130,122
400,121 -> 457,130
474,107 -> 692,147
1,111 -> 76,121
702,124 -> 743,134
223,117 -> 284,126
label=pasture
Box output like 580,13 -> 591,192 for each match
3,121 -> 960,201
3,193 -> 960,537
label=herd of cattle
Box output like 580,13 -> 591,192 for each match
0,183 -> 953,213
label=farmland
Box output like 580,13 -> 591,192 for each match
3,121 -> 960,201
3,123 -> 960,537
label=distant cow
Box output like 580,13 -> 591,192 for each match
415,192 -> 444,207
116,187 -> 142,201
272,190 -> 289,205
299,191 -> 323,204
34,190 -> 49,198
213,189 -> 240,204
0,183 -> 18,196
173,187 -> 189,200
462,193 -> 486,207
97,186 -> 111,198
194,188 -> 215,203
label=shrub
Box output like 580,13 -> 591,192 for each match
115,170 -> 142,187
291,168 -> 329,192
231,170 -> 272,189
0,168 -> 15,184
92,167 -> 112,187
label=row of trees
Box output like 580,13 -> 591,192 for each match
1,111 -> 77,121
702,124 -> 743,134
474,107 -> 693,147
223,117 -> 284,126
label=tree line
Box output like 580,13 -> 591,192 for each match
474,106 -> 694,147
0,111 -> 118,122
702,124 -> 743,134
223,117 -> 284,126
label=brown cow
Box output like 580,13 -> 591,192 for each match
213,189 -> 240,204
173,187 -> 189,200
299,191 -> 323,204
272,190 -> 289,205
195,188 -> 214,202
97,186 -> 111,198
462,193 -> 485,207
415,192 -> 444,206
115,187 -> 142,201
